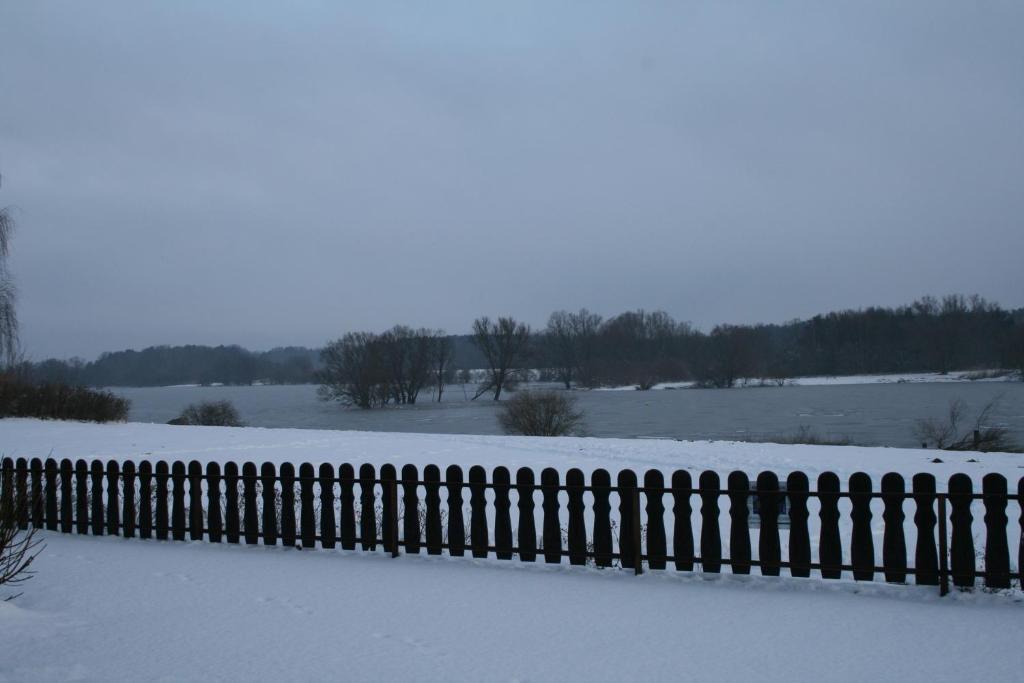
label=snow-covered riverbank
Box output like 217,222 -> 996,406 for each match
1,418 -> 1019,483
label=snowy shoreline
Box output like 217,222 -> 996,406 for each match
2,418 -> 1019,484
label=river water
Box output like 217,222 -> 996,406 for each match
111,381 -> 1024,448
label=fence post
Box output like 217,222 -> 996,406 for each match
319,463 -> 337,550
981,473 -> 1009,589
122,461 -> 136,538
937,493 -> 949,596
261,462 -> 279,546
948,474 -> 975,588
44,458 -> 58,531
591,469 -> 613,568
632,487 -> 643,576
139,461 -> 153,539
106,460 -> 120,537
492,466 -> 513,561
423,464 -> 442,555
30,458 -> 43,528
469,465 -> 488,559
445,465 -> 465,557
618,469 -> 639,572
90,460 -> 104,536
881,473 -> 907,584
786,472 -> 811,578
849,472 -> 874,582
727,471 -> 751,575
566,468 -> 587,566
541,468 -> 561,564
390,477 -> 400,558
911,473 -> 938,586
279,463 -> 296,547
671,470 -> 694,572
698,471 -> 721,573
516,467 -> 536,562
380,464 -> 397,557
818,472 -> 842,579
400,464 -> 420,555
300,463 -> 316,550
644,470 -> 666,571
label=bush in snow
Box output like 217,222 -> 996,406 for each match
498,390 -> 585,437
170,400 -> 243,427
0,373 -> 129,422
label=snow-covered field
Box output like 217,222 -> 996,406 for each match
2,419 -> 1023,681
2,418 -> 1018,482
1,532 -> 1021,682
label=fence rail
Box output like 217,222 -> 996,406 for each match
2,456 -> 1022,596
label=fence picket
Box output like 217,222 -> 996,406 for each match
280,463 -> 297,547
261,463 -> 278,546
106,460 -> 120,537
981,473 -> 1009,589
122,461 -> 136,538
60,458 -> 73,533
566,468 -> 587,566
401,464 -> 419,554
757,471 -> 781,577
206,463 -> 222,543
242,462 -> 259,545
787,472 -> 810,578
849,472 -> 874,581
818,472 -> 842,579
911,473 -> 938,585
948,473 -> 975,588
319,463 -> 337,550
446,465 -> 465,557
30,458 -> 43,528
618,469 -> 639,571
0,458 -> 10,512
493,467 -> 513,560
671,470 -> 694,571
139,461 -> 153,539
224,462 -> 240,543
881,473 -> 906,583
516,468 -> 537,562
188,461 -> 203,541
45,458 -> 58,531
592,469 -> 613,568
15,458 -> 28,530
239,462 -> 256,548
380,464 -> 397,554
469,465 -> 489,559
300,463 -> 316,550
90,460 -> 105,536
171,461 -> 186,541
727,471 -> 751,575
1019,478 -> 1024,590
542,468 -> 561,564
76,459 -> 89,535
644,470 -> 667,570
424,465 -> 442,555
359,464 -> 377,551
340,463 -> 356,550
699,471 -> 722,573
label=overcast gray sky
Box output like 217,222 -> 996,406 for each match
2,1 -> 1022,359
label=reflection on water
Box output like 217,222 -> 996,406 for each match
111,381 -> 1024,448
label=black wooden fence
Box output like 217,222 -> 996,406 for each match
2,456 -> 1021,596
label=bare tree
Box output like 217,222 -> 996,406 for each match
429,332 -> 455,402
379,326 -> 433,405
915,397 -> 1019,452
545,308 -> 602,389
0,174 -> 18,369
470,316 -> 530,401
317,332 -> 387,408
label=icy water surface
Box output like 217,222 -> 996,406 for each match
112,381 -> 1024,448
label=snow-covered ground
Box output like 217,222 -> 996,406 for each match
1,532 -> 1021,682
2,419 -> 1023,680
593,369 -> 1018,391
1,418 -> 1018,483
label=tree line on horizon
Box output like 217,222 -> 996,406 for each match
15,294 -> 1024,393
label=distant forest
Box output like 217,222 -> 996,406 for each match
18,295 -> 1024,389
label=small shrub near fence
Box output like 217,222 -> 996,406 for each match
1,456 -> 1021,596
